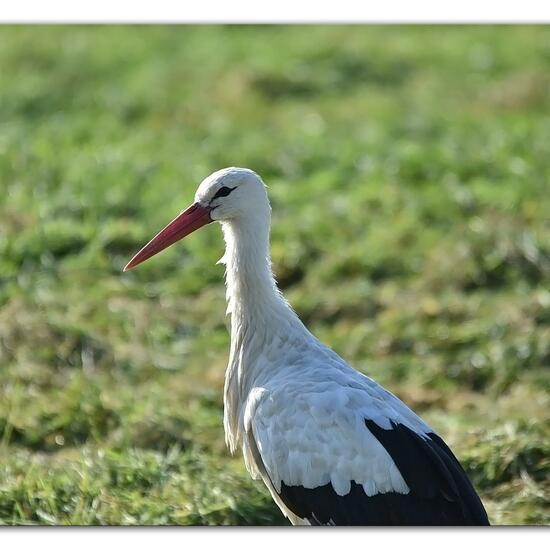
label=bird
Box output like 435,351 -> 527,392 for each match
124,167 -> 490,526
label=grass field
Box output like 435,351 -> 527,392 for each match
0,25 -> 549,526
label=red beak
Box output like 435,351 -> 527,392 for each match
123,203 -> 213,271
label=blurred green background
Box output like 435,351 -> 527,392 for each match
0,25 -> 549,525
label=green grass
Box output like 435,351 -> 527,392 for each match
0,25 -> 549,525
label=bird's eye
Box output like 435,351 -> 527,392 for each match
211,186 -> 236,201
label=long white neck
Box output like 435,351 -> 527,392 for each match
221,212 -> 282,321
220,211 -> 307,452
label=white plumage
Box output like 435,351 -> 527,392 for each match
125,167 -> 489,526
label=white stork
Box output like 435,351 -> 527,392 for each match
124,167 -> 490,526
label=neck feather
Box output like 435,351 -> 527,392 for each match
220,213 -> 305,452
221,215 -> 282,318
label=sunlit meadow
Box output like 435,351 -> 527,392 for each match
0,26 -> 548,525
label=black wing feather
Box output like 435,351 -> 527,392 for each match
276,420 -> 489,526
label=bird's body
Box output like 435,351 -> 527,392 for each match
125,167 -> 489,526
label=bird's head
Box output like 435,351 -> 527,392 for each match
195,167 -> 269,222
123,167 -> 268,271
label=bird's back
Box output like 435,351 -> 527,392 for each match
241,342 -> 489,525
